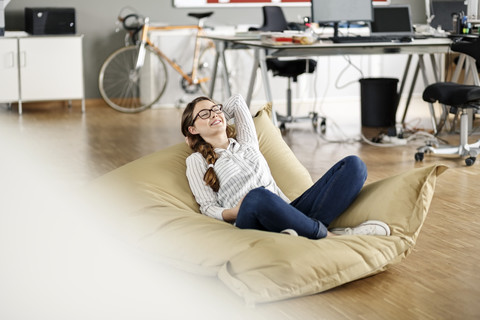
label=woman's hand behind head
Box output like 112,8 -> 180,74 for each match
185,136 -> 193,148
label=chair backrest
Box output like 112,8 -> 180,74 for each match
257,6 -> 289,32
451,37 -> 480,62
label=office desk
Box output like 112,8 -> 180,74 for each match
235,38 -> 452,128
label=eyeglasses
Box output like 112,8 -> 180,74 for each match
191,104 -> 223,125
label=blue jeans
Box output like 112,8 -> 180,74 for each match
235,155 -> 367,239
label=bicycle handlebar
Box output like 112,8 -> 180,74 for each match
119,13 -> 145,31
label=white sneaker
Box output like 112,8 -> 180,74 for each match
329,220 -> 390,236
280,229 -> 298,236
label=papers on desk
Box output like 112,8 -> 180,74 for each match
260,32 -> 316,45
234,31 -> 261,37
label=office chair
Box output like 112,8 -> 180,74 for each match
415,38 -> 480,166
250,6 -> 320,131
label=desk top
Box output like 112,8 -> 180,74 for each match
200,33 -> 260,42
234,37 -> 452,56
237,37 -> 451,48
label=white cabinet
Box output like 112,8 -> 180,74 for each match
0,34 -> 85,114
0,38 -> 19,103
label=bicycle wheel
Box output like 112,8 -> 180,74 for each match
99,45 -> 168,113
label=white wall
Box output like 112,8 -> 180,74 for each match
4,0 -> 428,99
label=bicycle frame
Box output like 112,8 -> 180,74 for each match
136,18 -> 210,86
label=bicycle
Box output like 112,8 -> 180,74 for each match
98,9 -> 217,113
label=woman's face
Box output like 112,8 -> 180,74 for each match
188,99 -> 227,138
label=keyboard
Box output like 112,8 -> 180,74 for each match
331,36 -> 412,43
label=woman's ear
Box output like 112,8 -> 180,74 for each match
188,126 -> 198,135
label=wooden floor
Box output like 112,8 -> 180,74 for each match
1,100 -> 479,319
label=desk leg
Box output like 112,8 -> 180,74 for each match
418,54 -> 439,134
464,57 -> 478,131
246,48 -> 259,106
259,50 -> 273,103
429,53 -> 450,133
401,59 -> 420,124
219,41 -> 232,98
401,53 -> 441,125
398,54 -> 412,100
400,55 -> 418,124
466,56 -> 480,85
209,42 -> 221,98
398,55 -> 413,125
401,54 -> 442,134
429,53 -> 440,83
258,49 -> 277,125
451,54 -> 465,83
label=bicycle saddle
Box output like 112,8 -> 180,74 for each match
188,12 -> 214,20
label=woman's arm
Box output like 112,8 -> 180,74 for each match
222,206 -> 238,223
221,194 -> 245,222
186,154 -> 225,220
187,154 -> 246,222
222,94 -> 258,148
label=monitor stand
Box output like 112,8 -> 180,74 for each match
330,22 -> 341,42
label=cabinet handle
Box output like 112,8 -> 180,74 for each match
4,52 -> 15,68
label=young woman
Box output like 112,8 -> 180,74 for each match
181,94 -> 390,238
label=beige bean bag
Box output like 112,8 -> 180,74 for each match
88,104 -> 446,305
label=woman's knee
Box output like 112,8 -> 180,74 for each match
343,155 -> 367,180
244,187 -> 272,204
237,187 -> 273,226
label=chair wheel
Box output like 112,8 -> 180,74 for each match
312,114 -> 318,132
465,157 -> 476,166
415,152 -> 424,162
319,117 -> 326,134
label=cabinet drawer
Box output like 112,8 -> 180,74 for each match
0,38 -> 19,102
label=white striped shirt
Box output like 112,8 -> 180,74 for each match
186,94 -> 289,221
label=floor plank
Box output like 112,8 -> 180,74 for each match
1,99 -> 479,319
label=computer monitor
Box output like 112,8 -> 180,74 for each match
311,0 -> 373,38
370,5 -> 414,37
430,0 -> 467,31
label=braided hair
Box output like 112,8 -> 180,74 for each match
181,97 -> 235,192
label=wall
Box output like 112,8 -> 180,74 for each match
4,0 -> 427,100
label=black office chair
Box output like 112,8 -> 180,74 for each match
415,38 -> 480,166
251,6 -> 319,131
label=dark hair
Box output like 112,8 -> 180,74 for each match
181,96 -> 235,192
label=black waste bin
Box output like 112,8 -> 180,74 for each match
359,78 -> 399,127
